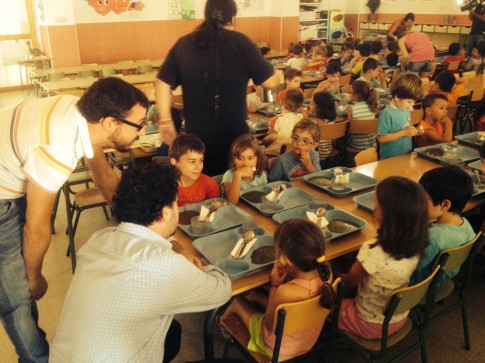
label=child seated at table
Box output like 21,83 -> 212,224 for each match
307,45 -> 328,71
285,44 -> 307,71
275,68 -> 302,105
338,176 -> 428,339
416,93 -> 453,147
348,81 -> 378,150
264,89 -> 304,155
220,219 -> 336,361
356,58 -> 383,89
269,119 -> 321,182
169,134 -> 220,207
432,71 -> 466,106
314,63 -> 341,95
410,166 -> 475,285
377,73 -> 423,159
464,44 -> 484,71
223,134 -> 267,204
309,91 -> 337,161
385,52 -> 400,85
349,43 -> 372,77
442,42 -> 465,74
260,46 -> 271,60
370,40 -> 384,61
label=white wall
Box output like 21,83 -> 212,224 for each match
37,0 -> 75,25
356,0 -> 463,14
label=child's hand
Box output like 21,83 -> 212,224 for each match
235,165 -> 255,179
298,149 -> 312,165
404,126 -> 419,137
270,261 -> 288,287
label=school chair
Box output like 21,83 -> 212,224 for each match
319,120 -> 348,168
332,265 -> 441,363
417,232 -> 483,351
220,278 -> 342,363
345,118 -> 378,156
444,60 -> 461,73
354,147 -> 378,166
211,174 -> 224,186
340,84 -> 353,94
303,87 -> 314,100
410,109 -> 424,126
339,74 -> 351,89
454,88 -> 485,134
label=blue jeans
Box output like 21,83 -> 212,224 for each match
0,197 -> 49,362
407,60 -> 433,73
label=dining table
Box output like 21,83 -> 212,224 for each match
168,148 -> 485,360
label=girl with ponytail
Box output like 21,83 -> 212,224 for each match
220,219 -> 336,360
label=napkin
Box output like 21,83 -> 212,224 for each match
334,172 -> 349,184
230,236 -> 258,259
337,105 -> 348,112
200,205 -> 216,222
265,185 -> 286,202
306,211 -> 329,229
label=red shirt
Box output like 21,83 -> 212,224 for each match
417,120 -> 444,147
177,173 -> 220,207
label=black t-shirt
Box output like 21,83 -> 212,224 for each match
158,29 -> 274,146
471,4 -> 485,34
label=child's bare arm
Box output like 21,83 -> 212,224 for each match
440,116 -> 453,143
340,259 -> 368,289
262,131 -> 277,146
223,167 -> 254,204
299,150 -> 317,173
377,127 -> 418,144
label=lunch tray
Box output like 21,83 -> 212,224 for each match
353,191 -> 376,212
178,198 -> 251,238
302,167 -> 379,198
468,172 -> 485,198
246,118 -> 270,133
455,132 -> 485,149
468,160 -> 482,172
257,104 -> 282,117
240,181 -> 313,217
272,204 -> 367,241
193,227 -> 274,280
414,143 -> 480,165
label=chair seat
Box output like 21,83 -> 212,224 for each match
344,319 -> 413,351
221,314 -> 270,363
74,188 -> 107,208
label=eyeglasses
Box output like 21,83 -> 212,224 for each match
113,116 -> 147,131
291,135 -> 315,145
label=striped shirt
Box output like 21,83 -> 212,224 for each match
0,95 -> 93,199
349,101 -> 377,150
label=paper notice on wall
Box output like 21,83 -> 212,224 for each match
168,0 -> 194,19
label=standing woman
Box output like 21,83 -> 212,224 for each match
388,13 -> 415,41
398,32 -> 435,79
155,0 -> 280,175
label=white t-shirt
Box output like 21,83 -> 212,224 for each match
286,57 -> 307,70
356,239 -> 419,323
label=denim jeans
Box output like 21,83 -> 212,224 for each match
407,60 -> 433,73
0,197 -> 49,363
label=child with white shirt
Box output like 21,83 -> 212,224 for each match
286,44 -> 307,71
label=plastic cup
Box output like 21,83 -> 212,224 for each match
309,196 -> 328,211
191,216 -> 210,235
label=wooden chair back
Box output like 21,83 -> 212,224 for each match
340,84 -> 352,93
348,118 -> 378,135
319,120 -> 348,140
339,74 -> 351,88
410,109 -> 424,126
470,88 -> 485,102
445,60 -> 461,72
355,147 -> 378,166
303,88 -> 315,100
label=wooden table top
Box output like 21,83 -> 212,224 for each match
170,151 -> 485,295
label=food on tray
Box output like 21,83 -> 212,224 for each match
250,245 -> 275,264
308,176 -> 332,186
210,201 -> 227,207
424,148 -> 444,157
328,220 -> 359,233
243,191 -> 267,203
178,210 -> 199,225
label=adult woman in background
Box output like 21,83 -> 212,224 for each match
155,0 -> 280,175
398,32 -> 435,78
388,13 -> 415,41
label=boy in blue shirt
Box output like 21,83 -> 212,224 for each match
411,165 -> 476,285
377,73 -> 423,159
269,119 -> 321,182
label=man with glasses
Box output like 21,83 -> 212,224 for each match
0,77 -> 149,362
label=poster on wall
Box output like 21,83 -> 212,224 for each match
168,0 -> 195,19
85,0 -> 146,16
236,0 -> 266,15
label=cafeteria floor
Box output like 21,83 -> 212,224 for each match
1,91 -> 485,362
